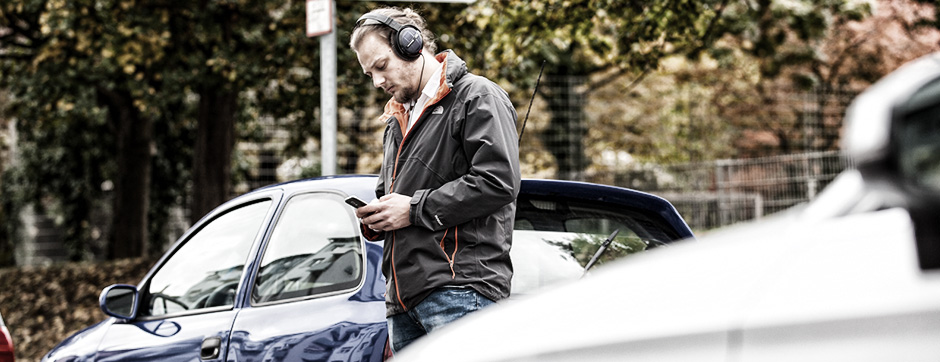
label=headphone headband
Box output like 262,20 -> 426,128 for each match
357,13 -> 403,32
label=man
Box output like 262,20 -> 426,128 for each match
349,7 -> 521,353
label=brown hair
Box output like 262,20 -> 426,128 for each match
349,7 -> 438,55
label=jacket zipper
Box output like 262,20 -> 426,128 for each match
386,56 -> 453,311
439,226 -> 458,279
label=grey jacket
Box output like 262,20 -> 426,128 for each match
361,51 -> 521,316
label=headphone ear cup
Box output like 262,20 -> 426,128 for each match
395,25 -> 424,61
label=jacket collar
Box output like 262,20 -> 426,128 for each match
381,50 -> 467,133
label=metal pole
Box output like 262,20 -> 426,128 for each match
319,0 -> 337,176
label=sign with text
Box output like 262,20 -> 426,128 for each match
306,0 -> 332,37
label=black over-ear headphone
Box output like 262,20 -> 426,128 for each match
356,13 -> 424,61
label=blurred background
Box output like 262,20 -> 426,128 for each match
1,0 -> 939,359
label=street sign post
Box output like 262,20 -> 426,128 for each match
307,0 -> 337,175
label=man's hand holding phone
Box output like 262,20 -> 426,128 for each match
348,193 -> 412,232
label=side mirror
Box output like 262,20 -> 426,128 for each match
99,284 -> 139,320
892,78 -> 940,270
844,52 -> 940,270
892,78 -> 940,197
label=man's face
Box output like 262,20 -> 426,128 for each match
356,33 -> 420,104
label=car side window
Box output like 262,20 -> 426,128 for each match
144,200 -> 272,317
252,193 -> 363,305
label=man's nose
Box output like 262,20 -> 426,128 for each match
372,75 -> 385,89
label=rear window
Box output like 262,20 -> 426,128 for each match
511,196 -> 677,295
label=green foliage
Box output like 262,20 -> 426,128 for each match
710,0 -> 874,79
2,0 -> 182,260
437,0 -> 883,174
0,0 -> 385,261
1,72 -> 114,260
454,0 -> 726,94
441,0 -> 731,178
0,0 -> 929,263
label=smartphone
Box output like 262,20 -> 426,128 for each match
344,195 -> 368,208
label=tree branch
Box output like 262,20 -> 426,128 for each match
688,0 -> 731,56
826,29 -> 876,85
584,66 -> 652,96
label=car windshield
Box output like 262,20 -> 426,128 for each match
510,195 -> 675,295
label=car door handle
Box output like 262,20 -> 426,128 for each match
201,336 -> 222,360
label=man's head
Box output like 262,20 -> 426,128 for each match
350,7 -> 438,103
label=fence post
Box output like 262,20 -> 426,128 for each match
716,159 -> 730,227
754,193 -> 763,220
805,152 -> 818,201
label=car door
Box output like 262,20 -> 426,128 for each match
226,191 -> 387,362
95,196 -> 277,362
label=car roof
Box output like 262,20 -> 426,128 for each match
249,174 -> 379,198
520,179 -> 693,239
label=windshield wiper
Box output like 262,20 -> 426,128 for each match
581,229 -> 619,278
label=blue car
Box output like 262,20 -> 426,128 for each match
43,176 -> 692,362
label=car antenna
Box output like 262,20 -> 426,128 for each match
519,60 -> 546,145
581,229 -> 620,278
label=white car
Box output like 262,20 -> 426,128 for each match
394,52 -> 940,362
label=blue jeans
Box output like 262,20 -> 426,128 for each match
387,287 -> 495,353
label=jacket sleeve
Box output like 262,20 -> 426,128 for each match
410,90 -> 521,231
360,223 -> 385,241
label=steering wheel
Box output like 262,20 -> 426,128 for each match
204,282 -> 239,308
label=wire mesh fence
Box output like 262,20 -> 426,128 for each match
605,151 -> 855,232
8,77 -> 863,264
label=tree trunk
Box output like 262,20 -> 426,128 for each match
540,76 -> 587,181
100,87 -> 152,259
191,91 -> 237,222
